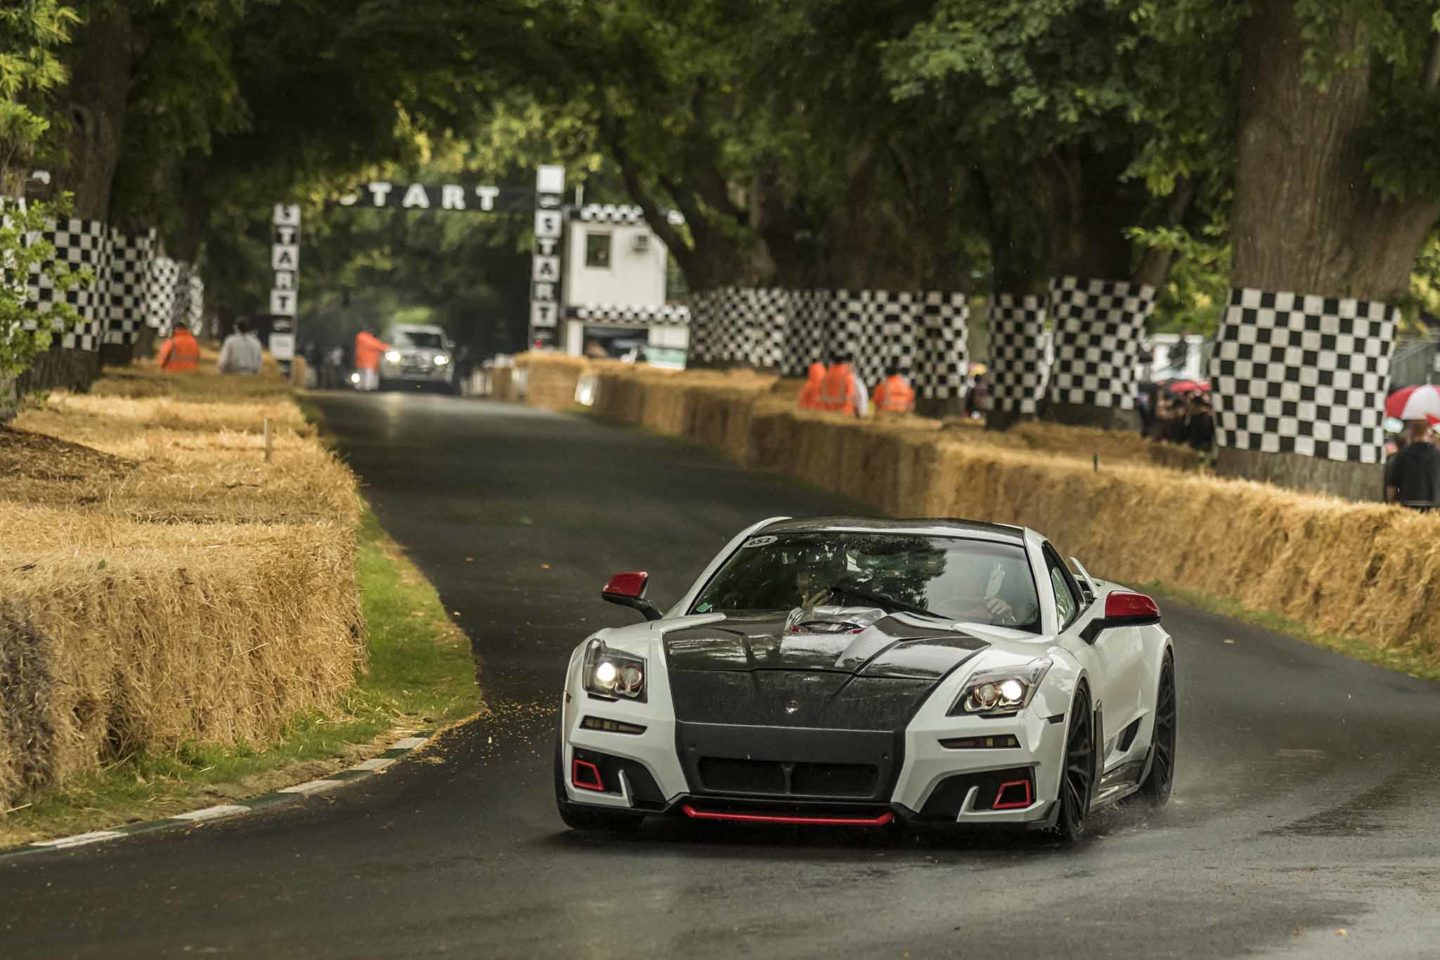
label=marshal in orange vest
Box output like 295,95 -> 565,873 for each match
872,372 -> 915,413
157,326 -> 201,373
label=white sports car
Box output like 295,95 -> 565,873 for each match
556,517 -> 1176,841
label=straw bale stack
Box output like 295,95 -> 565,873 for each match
0,366 -> 364,805
515,353 -> 594,410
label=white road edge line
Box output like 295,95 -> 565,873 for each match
169,804 -> 250,822
32,830 -> 127,849
389,736 -> 427,750
278,779 -> 345,795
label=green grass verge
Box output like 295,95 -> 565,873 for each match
1144,581 -> 1440,683
0,508 -> 481,845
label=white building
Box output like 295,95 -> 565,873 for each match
560,204 -> 689,363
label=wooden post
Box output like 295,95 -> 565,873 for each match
264,417 -> 272,462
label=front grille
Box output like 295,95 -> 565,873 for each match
677,721 -> 899,803
697,757 -> 880,799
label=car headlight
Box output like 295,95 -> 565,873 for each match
433,354 -> 449,366
583,639 -> 646,702
384,350 -> 401,362
950,657 -> 1052,717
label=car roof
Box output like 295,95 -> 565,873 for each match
758,516 -> 1028,544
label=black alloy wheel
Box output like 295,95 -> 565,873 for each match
1054,684 -> 1095,842
1138,652 -> 1177,805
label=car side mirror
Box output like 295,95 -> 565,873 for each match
601,571 -> 663,622
1080,591 -> 1160,643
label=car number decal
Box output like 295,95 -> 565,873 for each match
742,535 -> 777,548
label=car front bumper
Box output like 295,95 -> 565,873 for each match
559,671 -> 1071,827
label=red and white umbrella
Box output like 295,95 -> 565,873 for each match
1385,384 -> 1440,424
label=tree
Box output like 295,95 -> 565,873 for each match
1219,0 -> 1440,497
887,0 -> 1235,427
0,1 -> 83,415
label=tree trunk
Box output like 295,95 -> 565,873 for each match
52,5 -> 134,220
1223,0 -> 1440,497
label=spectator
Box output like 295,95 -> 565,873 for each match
157,323 -> 200,373
1185,393 -> 1215,452
1385,420 -> 1440,511
320,345 -> 345,390
218,318 -> 264,374
965,374 -> 991,420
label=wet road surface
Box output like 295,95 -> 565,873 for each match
3,393 -> 1439,958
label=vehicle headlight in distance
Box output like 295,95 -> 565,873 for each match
384,349 -> 401,362
950,657 -> 1052,717
433,353 -> 450,366
584,639 -> 646,702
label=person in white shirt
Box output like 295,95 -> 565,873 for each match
218,319 -> 264,374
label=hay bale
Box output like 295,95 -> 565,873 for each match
0,366 -> 366,806
0,509 -> 363,799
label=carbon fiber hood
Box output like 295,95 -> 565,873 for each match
663,611 -> 988,729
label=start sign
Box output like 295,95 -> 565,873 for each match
334,182 -> 532,213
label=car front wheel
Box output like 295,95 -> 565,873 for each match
1137,651 -> 1176,805
1053,683 -> 1095,842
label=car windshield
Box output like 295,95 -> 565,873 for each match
690,532 -> 1041,631
394,331 -> 445,349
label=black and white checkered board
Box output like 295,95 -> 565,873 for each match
568,304 -> 691,325
989,293 -> 1050,415
186,269 -> 204,328
1047,276 -> 1154,411
690,286 -> 969,391
1210,287 -> 1395,463
146,257 -> 181,334
777,289 -> 830,376
915,292 -> 969,400
689,287 -> 746,365
833,291 -> 917,387
105,228 -> 156,345
24,217 -> 110,351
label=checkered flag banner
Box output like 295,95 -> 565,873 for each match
690,286 -> 969,387
1047,276 -> 1155,412
915,292 -> 969,401
832,291 -> 917,387
1211,288 -> 1395,464
147,257 -> 181,334
105,228 -> 156,345
23,217 -> 111,351
780,289 -> 832,376
989,293 -> 1050,415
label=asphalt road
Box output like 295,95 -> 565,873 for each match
4,393 -> 1439,959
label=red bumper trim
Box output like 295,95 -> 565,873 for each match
680,803 -> 894,827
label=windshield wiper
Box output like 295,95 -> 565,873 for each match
825,582 -> 948,621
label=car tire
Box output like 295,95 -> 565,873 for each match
1137,651 -> 1177,805
553,732 -> 644,833
1053,683 -> 1095,843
